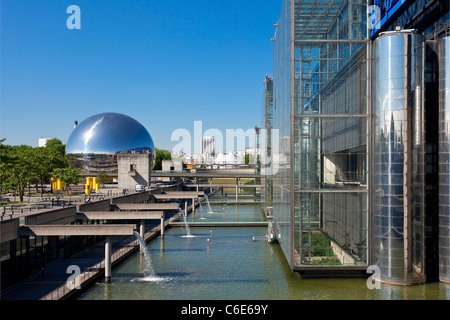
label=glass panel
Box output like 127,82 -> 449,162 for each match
272,0 -> 291,262
294,192 -> 368,267
291,40 -> 369,268
438,36 -> 450,283
273,0 -> 369,270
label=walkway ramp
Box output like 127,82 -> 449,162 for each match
169,221 -> 268,227
20,224 -> 136,236
113,203 -> 180,211
76,211 -> 164,220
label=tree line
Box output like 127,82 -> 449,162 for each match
1,138 -> 174,203
0,138 -> 80,202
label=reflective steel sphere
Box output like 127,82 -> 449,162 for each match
66,112 -> 154,173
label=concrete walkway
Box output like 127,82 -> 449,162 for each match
0,221 -> 163,300
0,193 -> 195,300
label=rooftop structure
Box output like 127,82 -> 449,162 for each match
38,138 -> 51,147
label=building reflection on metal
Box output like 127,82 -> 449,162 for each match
373,30 -> 426,285
66,112 -> 155,174
439,36 -> 450,284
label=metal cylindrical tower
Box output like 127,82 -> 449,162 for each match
373,30 -> 425,285
438,35 -> 450,284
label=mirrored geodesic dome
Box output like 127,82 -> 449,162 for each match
66,112 -> 154,174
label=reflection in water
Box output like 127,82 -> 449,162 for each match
77,205 -> 450,300
103,282 -> 112,300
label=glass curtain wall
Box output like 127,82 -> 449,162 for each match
262,76 -> 274,218
273,0 -> 292,262
273,0 -> 369,270
292,0 -> 368,270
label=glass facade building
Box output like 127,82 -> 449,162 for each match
269,0 -> 449,284
261,76 -> 274,218
271,0 -> 369,273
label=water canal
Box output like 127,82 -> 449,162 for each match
77,204 -> 450,300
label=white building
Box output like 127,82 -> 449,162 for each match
161,159 -> 184,181
38,138 -> 51,147
162,159 -> 183,172
213,151 -> 244,165
202,136 -> 216,161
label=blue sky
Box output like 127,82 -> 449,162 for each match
1,0 -> 282,152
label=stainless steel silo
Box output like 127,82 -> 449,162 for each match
373,30 -> 426,285
438,35 -> 450,284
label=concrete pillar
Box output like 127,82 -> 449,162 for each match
185,201 -> 188,216
161,215 -> 165,237
192,198 -> 195,215
105,236 -> 112,282
236,178 -> 239,202
140,220 -> 145,239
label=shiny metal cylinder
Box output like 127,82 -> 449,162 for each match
438,36 -> 450,284
373,30 -> 425,285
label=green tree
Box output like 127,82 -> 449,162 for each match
26,138 -> 69,195
45,138 -> 69,193
0,138 -> 73,201
153,148 -> 171,170
45,138 -> 67,169
244,153 -> 250,165
32,147 -> 53,196
96,171 -> 108,188
0,139 -> 13,197
1,144 -> 35,202
52,167 -> 81,194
